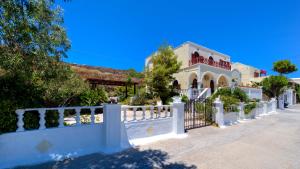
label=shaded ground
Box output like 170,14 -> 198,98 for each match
17,104 -> 300,169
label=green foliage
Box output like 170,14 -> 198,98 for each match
194,99 -> 216,122
244,102 -> 257,115
273,60 -> 298,75
211,88 -> 249,113
79,87 -> 108,106
0,1 -> 102,134
232,87 -> 249,102
145,44 -> 182,104
181,95 -> 189,103
212,88 -> 232,98
127,68 -> 144,79
261,75 -> 289,98
220,95 -> 240,112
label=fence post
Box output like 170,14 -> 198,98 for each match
271,98 -> 277,113
103,104 -> 122,153
263,102 -> 268,114
172,102 -> 185,134
238,102 -> 245,120
214,97 -> 224,128
278,95 -> 284,110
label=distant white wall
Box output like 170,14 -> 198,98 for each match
240,87 -> 263,100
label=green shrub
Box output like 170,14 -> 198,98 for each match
220,95 -> 240,113
181,95 -> 189,103
212,88 -> 232,99
79,87 -> 108,106
232,88 -> 249,102
244,102 -> 257,114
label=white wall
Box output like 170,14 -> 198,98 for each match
0,104 -> 185,169
240,87 -> 263,100
0,124 -> 104,168
125,118 -> 173,140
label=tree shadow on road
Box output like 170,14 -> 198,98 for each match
16,147 -> 197,169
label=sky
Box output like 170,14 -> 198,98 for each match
58,0 -> 300,78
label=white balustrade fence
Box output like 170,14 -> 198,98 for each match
122,105 -> 172,122
214,98 -> 277,128
0,103 -> 185,169
15,106 -> 104,132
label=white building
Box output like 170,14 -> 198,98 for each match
145,41 -> 249,99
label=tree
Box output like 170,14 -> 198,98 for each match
0,0 -> 90,133
273,60 -> 298,75
145,45 -> 181,104
261,75 -> 289,99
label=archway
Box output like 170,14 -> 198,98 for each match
173,80 -> 180,89
201,72 -> 214,88
217,75 -> 229,87
191,52 -> 200,64
192,79 -> 198,88
189,72 -> 198,89
210,80 -> 215,93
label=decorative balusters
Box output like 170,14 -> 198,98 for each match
75,108 -> 81,126
157,106 -> 161,118
58,109 -> 64,128
38,109 -> 46,130
90,108 -> 95,124
133,107 -> 137,121
142,107 -> 146,120
150,106 -> 154,119
165,106 -> 169,117
16,110 -> 25,132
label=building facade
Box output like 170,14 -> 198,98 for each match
145,41 -> 243,99
231,62 -> 267,86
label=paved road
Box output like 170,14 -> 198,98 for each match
17,105 -> 300,169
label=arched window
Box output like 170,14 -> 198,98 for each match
173,80 -> 180,89
208,56 -> 214,65
191,52 -> 200,64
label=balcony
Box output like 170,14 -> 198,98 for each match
188,55 -> 231,70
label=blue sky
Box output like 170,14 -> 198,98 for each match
58,0 -> 300,77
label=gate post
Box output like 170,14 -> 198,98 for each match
103,104 -> 122,153
172,102 -> 185,134
271,98 -> 277,113
238,102 -> 245,120
214,97 -> 225,128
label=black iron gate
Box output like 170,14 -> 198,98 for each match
184,99 -> 215,130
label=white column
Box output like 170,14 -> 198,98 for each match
172,102 -> 185,134
271,98 -> 277,113
278,95 -> 284,110
58,108 -> 64,128
238,102 -> 245,120
263,102 -> 268,114
16,109 -> 25,132
90,108 -> 95,124
103,104 -> 122,152
214,97 -> 224,128
75,108 -> 81,126
38,109 -> 46,130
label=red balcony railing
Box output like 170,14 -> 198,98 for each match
189,56 -> 231,70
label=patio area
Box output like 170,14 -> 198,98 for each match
17,104 -> 300,169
